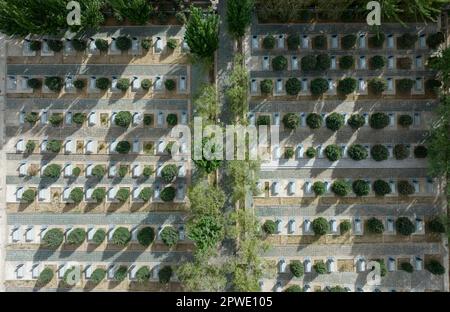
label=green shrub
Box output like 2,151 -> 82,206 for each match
313,181 -> 326,196
426,260 -> 445,275
112,227 -> 131,246
25,112 -> 39,124
397,57 -> 412,70
284,147 -> 294,159
398,115 -> 413,127
425,79 -> 441,94
136,266 -> 151,283
306,113 -> 323,129
166,113 -> 178,126
116,141 -> 131,154
137,227 -> 155,246
337,78 -> 357,95
396,79 -> 414,93
29,40 -> 41,51
366,217 -> 384,234
69,188 -> 84,204
44,76 -> 63,92
262,35 -> 276,49
116,188 -> 130,202
369,112 -> 389,129
301,55 -> 316,71
22,189 -> 36,203
37,267 -> 53,285
426,32 -> 445,49
25,141 -> 36,153
289,260 -> 304,277
139,187 -> 153,202
49,114 -> 63,126
143,166 -> 154,177
115,36 -> 131,51
316,54 -> 331,71
285,78 -> 301,95
63,267 -> 76,286
373,180 -> 391,196
114,111 -> 132,128
305,147 -> 317,158
371,144 -> 389,161
27,78 -> 42,89
158,266 -> 173,284
46,140 -> 62,153
92,165 -> 105,178
352,180 -> 370,196
143,115 -> 153,126
116,78 -> 130,91
256,115 -> 270,126
165,79 -> 176,91
167,38 -> 177,50
397,33 -> 418,49
140,79 -> 152,91
325,112 -> 344,131
287,34 -> 300,50
161,186 -> 176,202
310,78 -> 328,96
339,55 -> 354,70
285,285 -> 302,292
340,220 -> 351,234
369,33 -> 385,48
72,113 -> 86,125
114,266 -> 128,282
73,79 -> 84,90
348,144 -> 368,161
314,261 -> 327,274
400,262 -> 414,273
43,164 -> 61,178
72,39 -> 87,51
141,38 -> 152,50
92,229 -> 106,244
160,226 -> 179,247
262,220 -> 277,234
414,145 -> 427,158
118,166 -> 127,178
368,78 -> 387,95
67,228 -> 86,245
72,167 -> 81,177
92,188 -> 106,203
312,217 -> 329,235
47,40 -> 63,52
395,217 -> 415,235
282,113 -> 300,130
341,34 -> 356,49
313,35 -> 327,49
161,164 -> 178,183
42,228 -> 64,249
373,259 -> 387,277
332,180 -> 350,196
260,79 -> 273,94
369,55 -> 385,70
272,55 -> 288,71
95,77 -> 110,90
324,144 -> 341,161
95,38 -> 109,51
393,144 -> 410,160
398,181 -> 415,196
90,268 -> 106,284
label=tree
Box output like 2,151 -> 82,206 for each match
27,78 -> 42,89
44,77 -> 63,92
193,136 -> 223,174
116,78 -> 130,91
398,114 -> 413,127
188,182 -> 225,215
341,34 -> 356,49
325,112 -> 345,131
160,226 -> 179,247
227,55 -> 249,121
272,55 -> 288,71
114,266 -> 128,282
340,220 -> 351,234
397,33 -> 417,49
226,0 -> 254,39
324,144 -> 342,161
367,217 -> 384,234
42,228 -> 64,249
49,114 -> 63,126
136,266 -> 150,283
312,217 -> 329,236
285,285 -> 302,292
92,229 -> 106,244
348,144 -> 368,161
352,180 -> 370,196
282,113 -> 300,130
188,215 -> 224,257
115,188 -> 129,202
400,262 -> 414,273
262,35 -> 275,49
427,32 -> 445,49
90,268 -> 106,284
429,48 -> 450,87
396,79 -> 414,93
289,260 -> 304,277
313,35 -> 327,49
396,217 -> 415,236
43,164 -> 61,178
66,228 -> 86,245
92,165 -> 105,179
398,180 -> 415,196
339,55 -> 354,70
285,78 -> 301,95
310,78 -> 328,96
301,55 -> 316,71
177,262 -> 227,291
69,188 -> 84,204
161,186 -> 176,202
225,160 -> 260,204
165,79 -> 176,91
262,220 -> 276,234
139,187 -> 153,202
373,180 -> 391,196
22,189 -> 35,203
371,144 -> 389,161
316,54 -> 331,71
394,144 -> 410,160
95,77 -> 110,90
37,267 -> 53,285
161,164 -> 178,183
114,111 -> 132,128
111,227 -> 131,246
137,227 -> 155,246
368,78 -> 387,95
306,147 -> 317,158
370,112 -> 390,129
287,34 -> 300,50
427,217 -> 447,234
332,180 -> 350,196
337,78 -> 356,95
313,181 -> 326,196
369,55 -> 386,70
194,84 -> 219,121
73,113 -> 86,125
426,260 -> 445,275
116,141 -> 131,154
184,6 -> 219,62
109,0 -> 153,25
306,113 -> 323,129
92,188 -> 106,203
25,141 -> 36,154
313,261 -> 327,274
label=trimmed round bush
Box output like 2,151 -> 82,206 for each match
368,78 -> 387,95
71,167 -> 80,177
165,79 -> 176,91
369,33 -> 385,48
287,34 -> 300,50
73,113 -> 86,125
92,188 -> 106,202
29,40 -> 41,51
37,267 -> 53,285
47,40 -> 63,52
414,146 -> 428,158
347,114 -> 365,129
72,39 -> 87,51
371,145 -> 389,161
159,266 -> 173,284
285,285 -> 302,292
398,181 -> 415,196
373,180 -> 391,196
306,113 -> 323,129
160,226 -> 179,247
314,261 -> 327,274
396,79 -> 414,93
90,268 -> 106,284
95,77 -> 110,90
272,55 -> 288,71
366,217 -> 384,234
352,180 -> 370,196
69,188 -> 84,204
428,217 -> 446,233
313,35 -> 327,49
112,227 -> 131,246
324,144 -> 342,161
116,78 -> 130,91
397,33 -> 418,49
161,164 -> 178,183
340,220 -> 352,233
26,141 -> 36,154
312,181 -> 326,196
369,55 -> 386,70
305,147 -> 317,158
426,260 -> 445,275
141,79 -> 152,90
49,114 -> 63,126
369,112 -> 389,129
27,78 -> 42,89
427,32 -> 445,49
25,112 -> 39,124
43,164 -> 61,178
394,144 -> 410,160
67,228 -> 86,245
290,260 -> 304,277
400,262 -> 414,273
22,189 -> 36,203
348,144 -> 368,161
282,113 -> 300,130
115,36 -> 131,51
257,115 -> 270,126
310,78 -> 328,96
42,228 -> 64,249
46,140 -> 62,153
332,180 -> 350,196
341,34 -> 357,49
316,54 -> 331,71
263,220 -> 276,234
301,55 -> 316,71
161,186 -> 176,202
92,165 -> 105,179
114,266 -> 128,282
263,35 -> 275,49
167,38 -> 177,50
116,141 -> 131,154
260,79 -> 273,94
137,227 -> 155,246
398,115 -> 413,127
136,266 -> 151,283
312,217 -> 329,236
141,38 -> 151,50
94,39 -> 109,51
284,147 -> 294,159
116,188 -> 129,202
337,78 -> 357,95
45,76 -> 64,92
73,79 -> 84,90
325,112 -> 345,131
114,111 -> 132,128
285,78 -> 301,95
166,114 -> 178,126
139,187 -> 153,202
339,55 -> 354,70
395,217 -> 415,235
92,229 -> 106,244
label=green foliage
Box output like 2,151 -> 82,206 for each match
22,189 -> 35,203
256,115 -> 270,126
142,166 -> 154,177
165,79 -> 176,91
27,78 -> 42,89
188,215 -> 224,256
92,229 -> 106,244
114,266 -> 128,282
371,144 -> 389,161
397,33 -> 418,49
141,78 -> 152,90
25,141 -> 36,154
337,78 -> 356,95
284,147 -> 294,159
394,144 -> 410,160
161,164 -> 178,183
285,285 -> 302,292
73,79 -> 84,90
287,34 -> 300,50
395,217 -> 415,235
369,33 -> 385,48
193,137 -> 223,174
29,40 -> 41,51
72,167 -> 81,177
370,55 -> 386,70
340,220 -> 351,234
137,227 -> 155,246
370,112 -> 389,129
92,165 -> 105,178
313,181 -> 326,196
115,188 -> 129,202
272,55 -> 288,71
397,180 -> 415,196
305,147 -> 317,158
166,113 -> 178,126
301,55 -> 316,71
115,36 -> 131,51
262,35 -> 276,49
25,112 -> 39,124
339,55 -> 354,70
164,38 -> 176,50
400,262 -> 414,273
72,39 -> 87,52
398,114 -> 413,127
427,32 -> 445,49
116,78 -> 130,91
289,260 -> 304,277
69,187 -> 84,204
373,180 -> 391,196
44,76 -> 63,92
112,227 -> 131,246
427,217 -> 447,234
95,39 -> 109,51
46,140 -> 62,153
396,79 -> 414,93
47,39 -> 63,52
90,268 -> 106,284
366,217 -> 384,234
227,55 -> 249,120
325,112 -> 344,131
42,228 -> 64,249
63,267 -> 76,286
313,261 -> 327,274
348,144 -> 368,161
43,164 -> 61,178
306,113 -> 323,129
368,78 -> 387,95
139,187 -> 153,202
352,180 -> 370,196
262,220 -> 276,234
331,180 -> 350,196
310,78 -> 328,96
285,78 -> 301,95
282,113 -> 300,130
141,38 -> 151,50
118,166 -> 127,178
95,77 -> 110,90
341,34 -> 356,49
92,187 -> 106,203
226,0 -> 254,39
67,228 -> 86,245
37,267 -> 53,285
188,182 -> 225,215
425,79 -> 441,95
114,111 -> 132,128
73,113 -> 86,125
136,266 -> 150,283
176,262 -> 227,291
316,54 -> 331,71
260,79 -> 273,95
312,217 -> 329,236
109,0 -> 153,25
159,266 -> 173,284
116,141 -> 131,154
313,35 -> 327,49
324,144 -> 342,161
426,260 -> 445,275
160,226 -> 179,247
49,114 -> 63,126
161,186 -> 176,202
